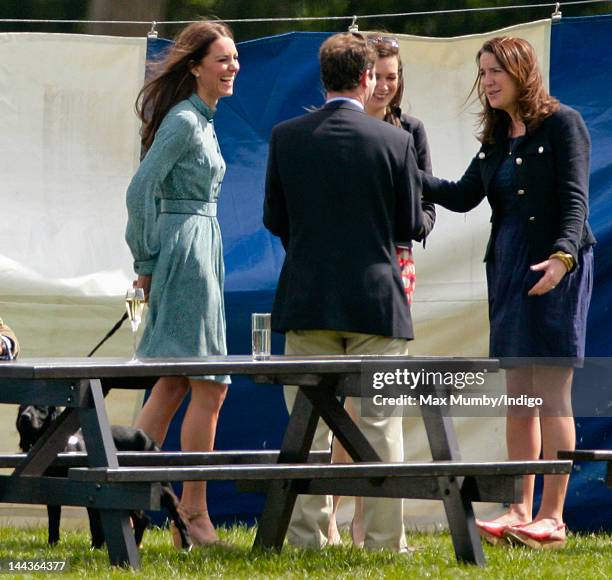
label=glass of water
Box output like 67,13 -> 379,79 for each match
251,313 -> 271,359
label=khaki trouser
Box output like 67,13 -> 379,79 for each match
284,329 -> 409,552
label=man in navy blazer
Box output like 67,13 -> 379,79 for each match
264,32 -> 424,552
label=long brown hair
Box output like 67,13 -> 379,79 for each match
473,36 -> 559,143
367,35 -> 404,128
137,20 -> 233,151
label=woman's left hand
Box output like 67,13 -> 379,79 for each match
527,258 -> 567,296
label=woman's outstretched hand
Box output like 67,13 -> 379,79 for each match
527,258 -> 567,296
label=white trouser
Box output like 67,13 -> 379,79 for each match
284,329 -> 409,552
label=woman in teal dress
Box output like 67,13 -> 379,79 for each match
125,20 -> 239,547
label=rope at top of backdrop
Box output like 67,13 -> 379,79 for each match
0,0 -> 610,27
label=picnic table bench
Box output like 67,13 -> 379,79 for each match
0,356 -> 571,569
558,450 -> 612,487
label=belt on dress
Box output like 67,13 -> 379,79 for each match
160,199 -> 217,217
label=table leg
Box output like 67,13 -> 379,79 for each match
253,388 -> 320,550
299,384 -> 381,461
97,511 -> 141,568
78,379 -> 140,568
420,385 -> 485,566
13,407 -> 81,476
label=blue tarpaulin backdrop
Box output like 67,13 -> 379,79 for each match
550,15 -> 612,531
147,16 -> 611,531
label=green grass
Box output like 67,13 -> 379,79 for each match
0,524 -> 611,579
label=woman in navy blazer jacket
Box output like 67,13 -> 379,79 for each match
423,36 -> 595,549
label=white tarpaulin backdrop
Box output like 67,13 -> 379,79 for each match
0,34 -> 147,451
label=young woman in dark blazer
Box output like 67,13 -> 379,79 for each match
423,36 -> 595,549
366,35 -> 436,306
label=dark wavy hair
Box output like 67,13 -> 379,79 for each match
473,36 -> 559,143
136,20 -> 233,151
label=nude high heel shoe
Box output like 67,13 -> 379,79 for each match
171,507 -> 232,549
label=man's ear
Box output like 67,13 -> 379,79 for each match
359,67 -> 374,89
358,68 -> 369,88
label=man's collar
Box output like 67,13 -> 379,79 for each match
325,96 -> 364,111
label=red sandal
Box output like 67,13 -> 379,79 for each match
476,518 -> 528,547
503,522 -> 567,550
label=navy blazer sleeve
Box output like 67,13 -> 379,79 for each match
407,117 -> 433,175
549,107 -> 591,263
263,128 -> 290,250
408,117 -> 436,241
421,154 -> 487,213
398,114 -> 435,242
395,135 -> 424,243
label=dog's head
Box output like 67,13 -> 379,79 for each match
16,405 -> 60,452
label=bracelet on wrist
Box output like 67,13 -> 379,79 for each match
549,251 -> 574,272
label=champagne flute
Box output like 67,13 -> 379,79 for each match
125,287 -> 145,360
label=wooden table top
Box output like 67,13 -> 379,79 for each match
0,355 -> 498,380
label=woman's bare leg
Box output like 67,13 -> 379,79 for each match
328,439 -> 348,545
481,366 -> 538,527
134,376 -> 228,544
503,366 -> 540,523
518,365 -> 573,535
328,398 -> 365,546
178,378 -> 228,544
133,376 -> 189,445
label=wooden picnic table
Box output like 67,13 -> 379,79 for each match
0,355 -> 571,568
558,449 -> 612,487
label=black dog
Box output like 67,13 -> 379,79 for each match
16,404 -> 191,550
